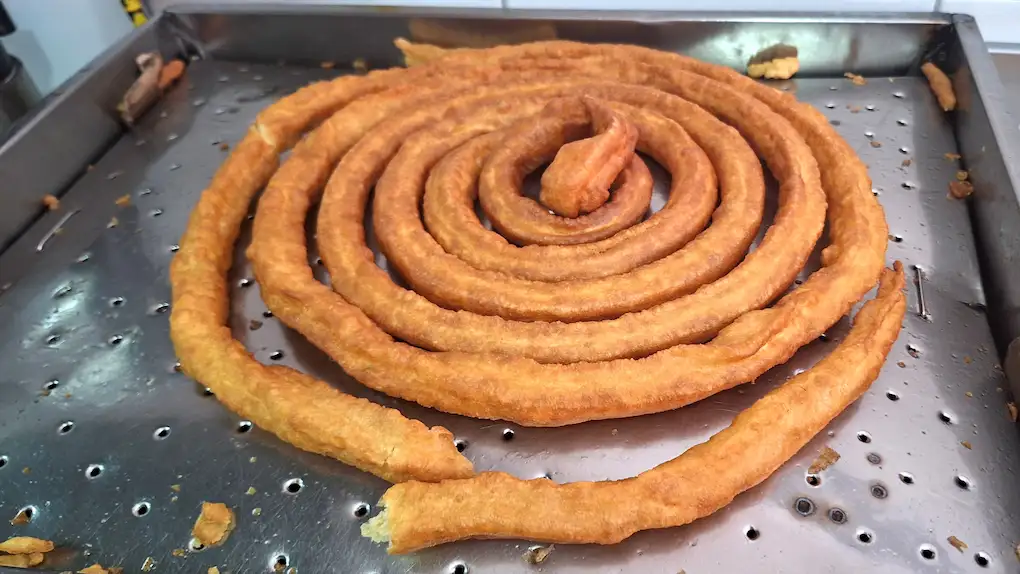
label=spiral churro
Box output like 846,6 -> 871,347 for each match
170,38 -> 902,551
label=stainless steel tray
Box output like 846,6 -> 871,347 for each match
2,7 -> 1019,574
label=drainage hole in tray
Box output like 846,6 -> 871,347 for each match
132,501 -> 151,517
283,478 -> 304,494
85,464 -> 104,479
793,497 -> 815,516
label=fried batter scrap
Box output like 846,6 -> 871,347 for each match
844,72 -> 867,86
949,180 -> 974,199
948,535 -> 968,552
42,194 -> 60,211
747,57 -> 800,80
192,502 -> 236,547
523,544 -> 554,564
0,553 -> 44,568
0,538 -> 53,554
922,62 -> 956,112
158,59 -> 186,90
78,565 -> 122,574
539,97 -> 638,217
746,44 -> 800,80
808,446 -> 841,474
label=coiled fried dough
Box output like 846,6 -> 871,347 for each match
171,36 -> 900,521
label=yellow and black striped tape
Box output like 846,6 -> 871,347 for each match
122,0 -> 147,26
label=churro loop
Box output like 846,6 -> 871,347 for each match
424,99 -> 716,281
472,98 -> 653,246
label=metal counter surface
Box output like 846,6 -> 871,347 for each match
0,53 -> 1017,573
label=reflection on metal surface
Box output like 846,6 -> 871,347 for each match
165,7 -> 943,78
0,55 -> 1017,573
35,209 -> 80,252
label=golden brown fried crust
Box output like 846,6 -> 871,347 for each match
539,97 -> 638,218
241,41 -> 887,425
169,76 -> 474,483
922,62 -> 957,112
366,265 -> 906,553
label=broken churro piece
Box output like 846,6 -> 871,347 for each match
540,97 -> 638,217
523,544 -> 554,564
158,59 -> 186,90
78,564 -> 122,574
746,44 -> 799,80
747,57 -> 799,80
0,553 -> 44,568
41,194 -> 60,211
808,446 -> 841,474
948,535 -> 968,552
0,537 -> 53,554
118,53 -> 163,125
192,502 -> 236,547
844,72 -> 867,86
949,180 -> 974,199
922,62 -> 956,111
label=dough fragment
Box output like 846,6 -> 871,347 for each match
808,446 -> 840,474
746,44 -> 800,80
192,502 -> 236,547
0,537 -> 53,554
922,62 -> 956,111
844,72 -> 867,86
0,553 -> 44,568
949,180 -> 974,199
747,57 -> 800,80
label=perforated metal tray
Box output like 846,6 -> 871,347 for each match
1,8 -> 1020,574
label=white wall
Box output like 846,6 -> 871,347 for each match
1,0 -> 134,94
